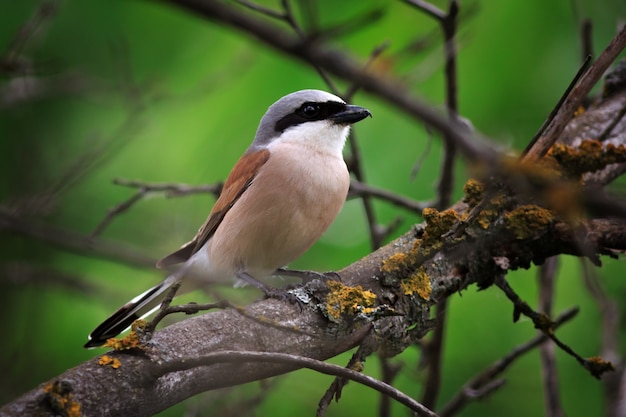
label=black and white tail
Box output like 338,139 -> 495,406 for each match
84,275 -> 180,348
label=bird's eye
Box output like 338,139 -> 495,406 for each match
301,103 -> 320,118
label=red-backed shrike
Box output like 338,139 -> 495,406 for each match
84,89 -> 371,348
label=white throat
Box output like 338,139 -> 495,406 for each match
268,120 -> 350,157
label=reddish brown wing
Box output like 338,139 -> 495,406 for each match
156,149 -> 270,268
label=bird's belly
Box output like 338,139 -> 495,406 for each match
208,147 -> 349,279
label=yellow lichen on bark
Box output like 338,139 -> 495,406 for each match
400,267 -> 431,300
547,140 -> 626,178
504,204 -> 554,239
422,208 -> 460,242
103,320 -> 147,351
463,178 -> 485,208
98,354 -> 122,369
42,381 -> 81,417
325,280 -> 377,320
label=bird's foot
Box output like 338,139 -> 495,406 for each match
236,271 -> 303,307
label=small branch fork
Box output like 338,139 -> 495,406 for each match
522,24 -> 626,162
438,307 -> 580,417
153,350 -> 438,417
89,178 -> 223,238
495,275 -> 614,379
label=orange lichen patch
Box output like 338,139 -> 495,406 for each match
103,320 -> 147,351
422,208 -> 459,237
463,179 -> 485,208
98,354 -> 122,369
325,280 -> 377,320
547,140 -> 626,178
400,267 -> 431,300
585,356 -> 615,378
42,381 -> 81,417
381,252 -> 411,275
504,204 -> 554,239
573,105 -> 586,117
422,211 -> 454,255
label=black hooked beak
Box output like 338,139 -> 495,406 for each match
330,105 -> 372,125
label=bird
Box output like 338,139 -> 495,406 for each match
84,89 -> 371,348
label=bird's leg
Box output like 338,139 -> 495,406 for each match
236,271 -> 302,304
274,268 -> 341,284
236,271 -> 273,292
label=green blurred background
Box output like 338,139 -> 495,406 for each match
1,0 -> 625,416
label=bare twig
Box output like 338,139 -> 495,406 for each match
2,262 -> 99,295
495,275 -> 614,379
317,332 -> 379,417
0,0 -> 60,75
438,307 -> 579,417
113,178 -> 223,197
90,178 -> 222,238
165,0 -> 495,163
521,56 -> 592,158
0,206 -> 155,268
144,282 -> 183,334
349,180 -> 427,213
379,358 -> 403,417
581,260 -> 624,414
234,0 -> 286,21
420,298 -> 447,409
155,351 -> 438,417
404,0 -> 446,21
522,24 -> 626,162
90,188 -> 149,238
406,1 -> 461,409
580,18 -> 594,62
537,257 -> 565,417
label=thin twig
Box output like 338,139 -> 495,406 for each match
438,307 -> 579,417
495,275 -> 614,379
155,351 -> 439,417
145,282 -> 183,334
113,178 -> 223,198
522,24 -> 626,162
234,0 -> 286,20
435,0 -> 459,211
317,332 -> 379,417
90,188 -> 148,238
342,41 -> 397,250
379,358 -> 403,417
346,130 -> 384,250
0,206 -> 155,268
90,179 -> 222,238
580,18 -> 594,62
167,0 -> 496,163
420,298 -> 447,409
0,0 -> 60,75
408,1 -> 461,409
580,259 -> 624,414
538,257 -> 565,417
348,181 -> 427,214
404,0 -> 446,21
521,56 -> 592,158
